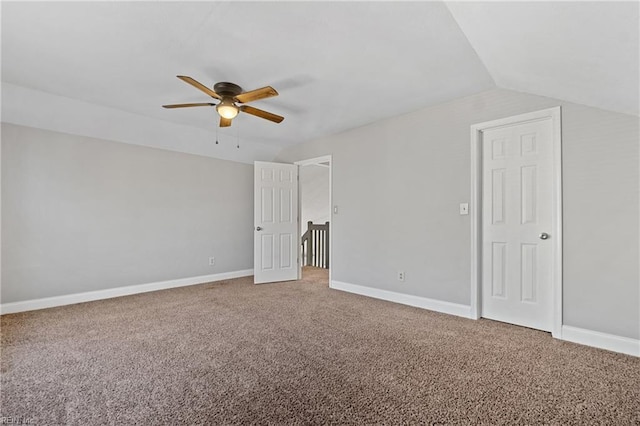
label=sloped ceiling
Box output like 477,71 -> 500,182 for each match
2,1 -> 638,163
446,1 -> 639,116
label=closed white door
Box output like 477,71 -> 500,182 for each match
482,118 -> 554,331
254,161 -> 298,284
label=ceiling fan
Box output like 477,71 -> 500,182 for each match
162,75 -> 284,127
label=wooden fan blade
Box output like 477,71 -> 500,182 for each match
234,86 -> 278,104
177,76 -> 221,99
162,103 -> 215,109
220,117 -> 232,127
240,105 -> 284,123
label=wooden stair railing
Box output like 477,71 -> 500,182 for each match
301,221 -> 329,268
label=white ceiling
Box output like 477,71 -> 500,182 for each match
447,1 -> 640,116
2,1 -> 638,163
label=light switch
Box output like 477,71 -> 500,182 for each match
459,203 -> 469,215
333,205 -> 339,214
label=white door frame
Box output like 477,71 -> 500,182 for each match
294,155 -> 332,284
470,107 -> 563,338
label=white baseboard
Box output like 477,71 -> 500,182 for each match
331,280 -> 472,319
5,274 -> 637,357
0,269 -> 254,315
560,325 -> 639,357
330,281 -> 639,357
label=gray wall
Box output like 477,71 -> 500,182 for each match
1,123 -> 254,303
300,164 -> 330,230
276,88 -> 639,340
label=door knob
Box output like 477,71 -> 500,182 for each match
539,232 -> 550,240
256,226 -> 263,231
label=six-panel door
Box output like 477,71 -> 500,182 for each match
481,118 -> 554,331
254,162 -> 298,284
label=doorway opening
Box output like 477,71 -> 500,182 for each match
296,156 -> 332,286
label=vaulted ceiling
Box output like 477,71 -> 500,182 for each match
2,1 -> 638,163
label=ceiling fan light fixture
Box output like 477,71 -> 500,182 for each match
216,98 -> 239,119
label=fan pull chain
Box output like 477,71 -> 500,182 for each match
237,126 -> 240,149
215,127 -> 219,145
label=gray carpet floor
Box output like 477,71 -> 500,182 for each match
1,267 -> 639,425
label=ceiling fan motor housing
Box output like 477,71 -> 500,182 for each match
213,82 -> 243,98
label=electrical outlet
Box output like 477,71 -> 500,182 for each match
398,271 -> 405,282
209,257 -> 215,266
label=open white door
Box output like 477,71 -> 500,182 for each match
254,161 -> 298,284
